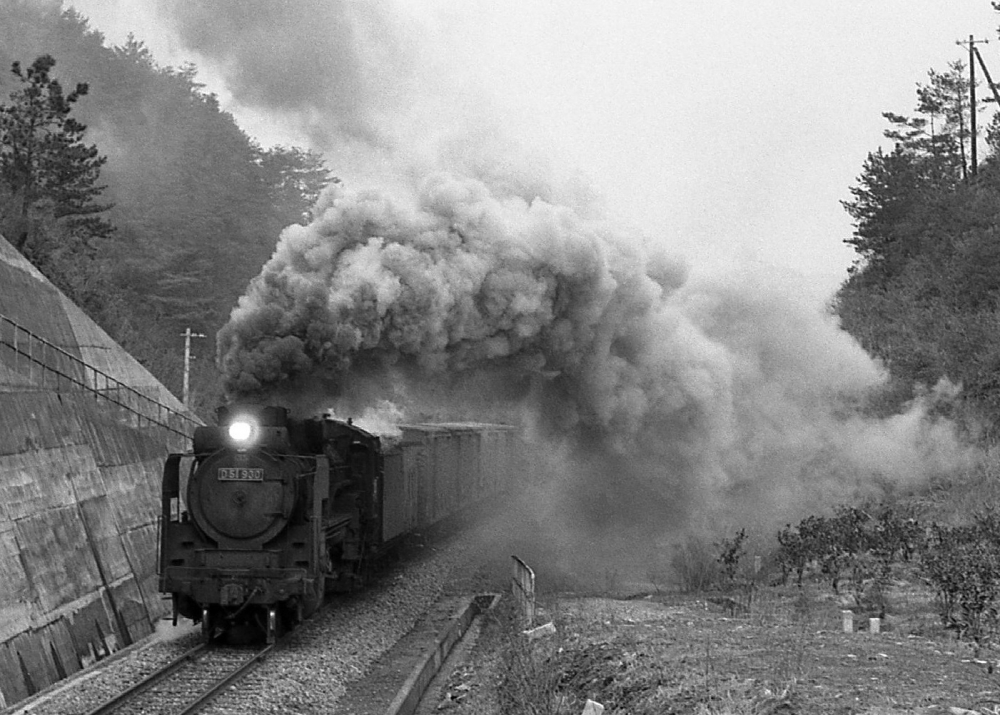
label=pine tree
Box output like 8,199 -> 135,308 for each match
0,54 -> 113,258
842,62 -> 973,282
259,145 -> 333,226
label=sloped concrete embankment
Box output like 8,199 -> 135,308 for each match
0,391 -> 187,707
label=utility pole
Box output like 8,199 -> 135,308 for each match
957,35 -> 990,177
181,328 -> 206,407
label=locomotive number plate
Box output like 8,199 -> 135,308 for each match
217,467 -> 264,482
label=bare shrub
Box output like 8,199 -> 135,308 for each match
672,536 -> 719,593
492,598 -> 562,715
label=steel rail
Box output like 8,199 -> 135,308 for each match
82,642 -> 274,715
83,643 -> 209,715
179,643 -> 275,715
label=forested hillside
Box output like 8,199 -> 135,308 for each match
836,56 -> 1000,437
0,1 -> 331,415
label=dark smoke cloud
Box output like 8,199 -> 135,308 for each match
154,0 -> 417,146
218,172 -> 683,417
217,171 -> 971,538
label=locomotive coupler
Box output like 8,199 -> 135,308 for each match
227,586 -> 262,622
220,582 -> 246,606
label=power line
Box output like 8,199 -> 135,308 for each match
957,35 -> 990,177
972,45 -> 1000,111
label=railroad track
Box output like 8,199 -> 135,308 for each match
83,641 -> 274,715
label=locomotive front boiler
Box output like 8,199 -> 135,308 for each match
159,405 -> 339,642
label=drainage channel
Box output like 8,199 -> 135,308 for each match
335,593 -> 500,715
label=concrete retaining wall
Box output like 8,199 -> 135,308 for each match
0,392 -> 188,706
0,234 -> 197,708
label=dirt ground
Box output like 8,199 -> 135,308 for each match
428,580 -> 1000,715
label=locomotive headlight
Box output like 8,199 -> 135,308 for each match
227,419 -> 258,448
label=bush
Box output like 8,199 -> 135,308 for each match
921,517 -> 1000,643
671,536 -> 719,593
716,528 -> 748,583
492,598 -> 562,715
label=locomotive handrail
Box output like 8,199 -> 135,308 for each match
0,312 -> 200,438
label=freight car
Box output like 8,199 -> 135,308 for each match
158,404 -> 518,642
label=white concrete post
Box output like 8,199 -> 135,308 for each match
842,610 -> 854,633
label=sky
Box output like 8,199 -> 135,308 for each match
67,0 -> 1000,303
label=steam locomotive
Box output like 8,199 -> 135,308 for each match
158,404 -> 518,642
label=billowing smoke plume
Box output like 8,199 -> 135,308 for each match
162,0 -> 973,567
218,171 -> 971,539
154,0 -> 417,147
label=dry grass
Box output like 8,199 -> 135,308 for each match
491,532 -> 1000,711
476,450 -> 1000,714
489,574 -> 998,715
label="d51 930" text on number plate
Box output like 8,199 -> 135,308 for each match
217,467 -> 263,481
